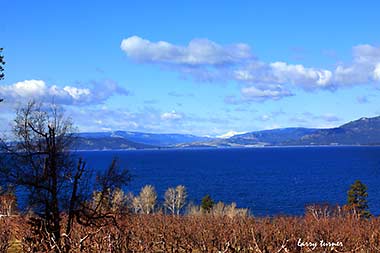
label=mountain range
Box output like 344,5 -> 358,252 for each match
73,116 -> 380,150
74,131 -> 212,150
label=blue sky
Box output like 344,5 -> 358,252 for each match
1,1 -> 380,137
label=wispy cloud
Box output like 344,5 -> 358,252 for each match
289,112 -> 342,128
143,99 -> 159,104
160,110 -> 183,120
240,85 -> 294,102
168,91 -> 194,97
317,114 -> 341,123
67,105 -> 243,136
225,85 -> 293,103
356,95 -> 370,104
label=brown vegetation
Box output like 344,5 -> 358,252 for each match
0,207 -> 379,253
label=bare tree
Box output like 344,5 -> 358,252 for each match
134,185 -> 157,214
2,101 -> 74,246
132,195 -> 142,214
211,201 -> 248,218
111,188 -> 128,214
164,187 -> 176,215
0,187 -> 17,216
175,185 -> 187,215
91,187 -> 128,214
164,185 -> 187,215
0,101 -> 130,252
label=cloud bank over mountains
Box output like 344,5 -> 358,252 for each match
121,36 -> 380,101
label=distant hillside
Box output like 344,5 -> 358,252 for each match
228,128 -> 317,146
73,137 -> 155,150
223,116 -> 380,147
74,116 -> 380,150
112,131 -> 213,146
75,131 -> 213,149
290,116 -> 380,146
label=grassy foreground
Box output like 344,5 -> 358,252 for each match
0,212 -> 379,253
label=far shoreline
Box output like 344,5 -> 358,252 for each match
72,144 -> 380,152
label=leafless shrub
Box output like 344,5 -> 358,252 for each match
4,211 -> 380,252
0,218 -> 12,252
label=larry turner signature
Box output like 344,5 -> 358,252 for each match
298,239 -> 343,250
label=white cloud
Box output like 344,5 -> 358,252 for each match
1,80 -> 47,97
235,44 -> 380,89
63,86 -> 91,99
269,62 -> 333,88
0,79 -> 129,105
233,62 -> 333,89
374,63 -> 380,81
331,44 -> 380,86
121,36 -> 380,97
160,110 -> 183,120
121,36 -> 253,66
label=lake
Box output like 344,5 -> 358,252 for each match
77,146 -> 380,216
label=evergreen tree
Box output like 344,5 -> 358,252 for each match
347,180 -> 371,218
201,194 -> 214,213
0,47 -> 4,80
0,47 -> 4,102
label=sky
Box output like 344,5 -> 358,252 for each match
1,1 -> 380,137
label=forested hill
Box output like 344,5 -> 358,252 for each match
292,116 -> 380,146
73,136 -> 155,150
224,116 -> 380,146
73,131 -> 213,150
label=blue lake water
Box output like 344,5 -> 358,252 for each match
77,146 -> 380,216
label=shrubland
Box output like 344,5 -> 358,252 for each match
0,205 -> 379,252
